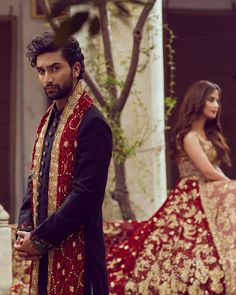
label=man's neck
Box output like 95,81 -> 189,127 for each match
55,97 -> 68,111
54,82 -> 79,111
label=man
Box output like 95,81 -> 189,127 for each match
14,31 -> 112,295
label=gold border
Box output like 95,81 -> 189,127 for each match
30,107 -> 53,295
47,83 -> 83,291
30,260 -> 40,295
30,83 -> 84,293
47,83 -> 83,215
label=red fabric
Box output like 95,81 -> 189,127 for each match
104,220 -> 143,253
49,92 -> 93,295
11,177 -> 227,294
30,91 -> 93,294
107,179 -> 226,294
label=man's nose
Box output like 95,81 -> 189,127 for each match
43,72 -> 53,85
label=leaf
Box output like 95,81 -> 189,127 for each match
50,0 -> 71,17
88,16 -> 100,36
55,11 -> 89,47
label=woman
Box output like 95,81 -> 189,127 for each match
107,80 -> 236,294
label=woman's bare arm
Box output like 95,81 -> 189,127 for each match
183,132 -> 229,181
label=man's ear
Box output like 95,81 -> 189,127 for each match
73,62 -> 81,79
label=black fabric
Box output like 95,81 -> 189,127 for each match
37,106 -> 62,225
18,175 -> 33,227
18,104 -> 112,295
38,252 -> 48,295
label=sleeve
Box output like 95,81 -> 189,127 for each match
17,176 -> 34,232
30,117 -> 113,248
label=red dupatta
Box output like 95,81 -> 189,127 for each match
30,83 -> 93,294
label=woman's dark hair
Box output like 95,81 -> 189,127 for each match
170,80 -> 231,166
26,31 -> 85,80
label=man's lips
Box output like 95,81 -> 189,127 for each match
45,86 -> 57,92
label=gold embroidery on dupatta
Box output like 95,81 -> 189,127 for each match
30,260 -> 40,295
32,108 -> 53,225
47,82 -> 84,292
31,107 -> 53,295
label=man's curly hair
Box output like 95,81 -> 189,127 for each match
26,31 -> 85,80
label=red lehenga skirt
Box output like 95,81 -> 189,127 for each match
105,177 -> 236,295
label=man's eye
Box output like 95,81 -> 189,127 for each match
38,69 -> 44,75
52,66 -> 59,71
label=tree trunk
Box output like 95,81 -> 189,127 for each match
112,161 -> 136,220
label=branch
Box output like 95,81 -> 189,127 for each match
43,0 -> 60,30
116,0 -> 156,113
83,71 -> 107,108
42,1 -> 107,109
98,0 -> 118,100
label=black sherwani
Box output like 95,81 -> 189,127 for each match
18,104 -> 112,295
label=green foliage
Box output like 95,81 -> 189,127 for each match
84,7 -> 177,166
111,122 -> 137,164
164,23 -> 177,124
165,96 -> 177,126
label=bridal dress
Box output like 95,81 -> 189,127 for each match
105,133 -> 236,295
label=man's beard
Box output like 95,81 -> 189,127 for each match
44,74 -> 74,100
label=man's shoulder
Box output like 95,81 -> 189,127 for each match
82,104 -> 108,124
77,103 -> 113,145
78,104 -> 111,134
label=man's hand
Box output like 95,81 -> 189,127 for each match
14,231 -> 42,260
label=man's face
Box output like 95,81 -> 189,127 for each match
36,50 -> 80,100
